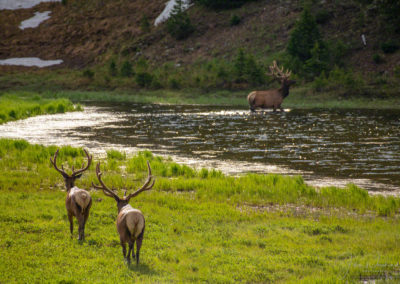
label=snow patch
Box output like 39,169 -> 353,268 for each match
0,57 -> 63,67
19,11 -> 51,29
154,0 -> 191,26
0,0 -> 61,10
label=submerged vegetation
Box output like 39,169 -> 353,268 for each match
0,92 -> 81,124
1,139 -> 400,282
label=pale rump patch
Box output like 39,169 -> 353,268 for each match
121,206 -> 145,238
69,187 -> 91,212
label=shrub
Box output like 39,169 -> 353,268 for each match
233,49 -> 264,84
135,72 -> 153,87
373,53 -> 384,64
82,69 -> 94,79
315,9 -> 331,24
109,60 -> 117,77
166,0 -> 194,40
120,61 -> 133,77
196,0 -> 254,10
140,15 -> 151,33
230,14 -> 241,26
381,41 -> 399,54
61,0 -> 67,5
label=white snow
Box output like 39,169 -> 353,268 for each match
19,11 -> 51,29
0,57 -> 63,67
154,0 -> 191,26
0,0 -> 61,10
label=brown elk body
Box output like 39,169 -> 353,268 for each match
50,149 -> 92,241
92,161 -> 155,265
247,61 -> 295,112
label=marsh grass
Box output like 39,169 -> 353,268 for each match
0,92 -> 81,124
1,139 -> 400,282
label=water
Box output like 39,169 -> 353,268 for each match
1,103 -> 399,195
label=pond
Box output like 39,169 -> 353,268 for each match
1,102 -> 399,194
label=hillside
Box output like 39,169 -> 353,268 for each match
0,0 -> 399,96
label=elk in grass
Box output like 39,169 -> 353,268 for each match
247,60 -> 296,112
50,149 -> 92,241
92,161 -> 155,265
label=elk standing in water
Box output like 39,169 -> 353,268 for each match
92,161 -> 155,265
50,149 -> 92,241
247,60 -> 296,112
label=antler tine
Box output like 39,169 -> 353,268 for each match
268,60 -> 291,81
92,162 -> 119,199
72,149 -> 92,177
50,149 -> 69,176
126,161 -> 155,200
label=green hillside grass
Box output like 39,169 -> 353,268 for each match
1,139 -> 400,282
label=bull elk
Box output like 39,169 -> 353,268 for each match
247,60 -> 296,112
92,161 -> 155,265
50,149 -> 92,241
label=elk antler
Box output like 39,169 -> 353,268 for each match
126,161 -> 155,201
92,162 -> 120,200
71,149 -> 92,177
268,60 -> 291,82
50,149 -> 69,177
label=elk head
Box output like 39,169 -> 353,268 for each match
268,60 -> 296,92
92,161 -> 155,212
50,149 -> 92,191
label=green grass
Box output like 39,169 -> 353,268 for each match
1,139 -> 400,282
0,92 -> 81,124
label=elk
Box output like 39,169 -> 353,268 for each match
92,161 -> 155,265
247,60 -> 296,112
50,149 -> 92,241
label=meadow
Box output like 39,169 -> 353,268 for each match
0,92 -> 81,124
1,139 -> 400,283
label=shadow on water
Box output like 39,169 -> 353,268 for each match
1,102 -> 399,193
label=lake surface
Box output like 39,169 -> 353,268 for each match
1,103 -> 399,194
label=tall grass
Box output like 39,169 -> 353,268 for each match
0,92 -> 81,124
1,139 -> 400,282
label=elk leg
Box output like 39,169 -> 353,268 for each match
77,215 -> 85,241
136,232 -> 144,265
68,213 -> 74,237
127,242 -> 134,264
121,241 -> 128,263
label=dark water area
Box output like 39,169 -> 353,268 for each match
1,102 -> 400,193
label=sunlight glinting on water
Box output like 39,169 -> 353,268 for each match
0,104 -> 399,195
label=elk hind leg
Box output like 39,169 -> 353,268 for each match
68,213 -> 74,237
77,214 -> 85,241
136,229 -> 145,265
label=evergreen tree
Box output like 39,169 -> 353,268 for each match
167,0 -> 194,40
287,8 -> 321,62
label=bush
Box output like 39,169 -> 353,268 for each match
230,14 -> 241,26
82,69 -> 94,79
135,72 -> 153,87
233,49 -> 264,84
196,0 -> 254,10
166,0 -> 194,40
120,61 -> 133,77
373,53 -> 384,64
381,41 -> 399,54
109,60 -> 117,77
140,15 -> 151,33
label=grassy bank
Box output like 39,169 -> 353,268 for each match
3,88 -> 400,110
1,139 -> 400,282
0,92 -> 81,124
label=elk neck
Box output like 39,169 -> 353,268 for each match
117,201 -> 133,213
279,82 -> 290,98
